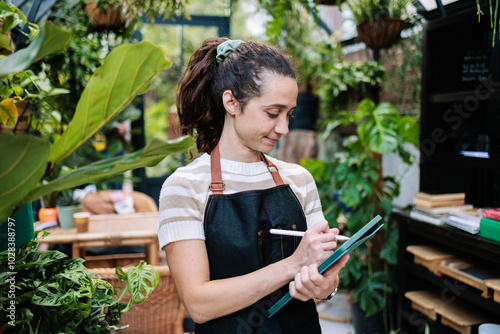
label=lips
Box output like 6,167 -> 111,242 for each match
266,137 -> 280,144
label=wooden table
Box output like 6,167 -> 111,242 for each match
38,212 -> 159,265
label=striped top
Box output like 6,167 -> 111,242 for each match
158,153 -> 325,250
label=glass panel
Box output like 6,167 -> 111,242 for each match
142,24 -> 218,178
187,0 -> 228,16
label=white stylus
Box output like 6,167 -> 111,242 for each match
269,229 -> 350,241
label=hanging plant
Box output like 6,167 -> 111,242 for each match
347,0 -> 412,49
476,0 -> 499,46
84,0 -> 125,29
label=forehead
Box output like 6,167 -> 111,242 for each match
255,72 -> 298,103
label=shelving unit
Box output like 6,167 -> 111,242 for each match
419,5 -> 500,208
393,210 -> 500,333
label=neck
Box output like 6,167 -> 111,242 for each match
218,133 -> 261,163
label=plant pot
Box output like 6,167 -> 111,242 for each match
350,301 -> 386,334
289,92 -> 319,131
0,100 -> 30,134
356,17 -> 405,50
85,1 -> 124,29
57,205 -> 82,228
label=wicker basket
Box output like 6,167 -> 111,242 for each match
85,1 -> 124,29
356,17 -> 405,50
89,265 -> 185,334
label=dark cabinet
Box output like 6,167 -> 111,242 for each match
419,6 -> 500,208
393,210 -> 500,333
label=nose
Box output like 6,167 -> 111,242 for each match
275,114 -> 289,136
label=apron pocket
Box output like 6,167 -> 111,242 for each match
258,224 -> 298,267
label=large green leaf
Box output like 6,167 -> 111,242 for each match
0,22 -> 71,78
398,116 -> 420,147
34,22 -> 72,63
49,42 -> 172,163
357,101 -> 400,154
23,136 -> 194,205
0,134 -> 50,223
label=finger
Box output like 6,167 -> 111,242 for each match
306,264 -> 329,292
310,220 -> 329,233
324,253 -> 351,278
297,267 -> 320,295
329,227 -> 340,235
290,275 -> 309,301
308,264 -> 324,285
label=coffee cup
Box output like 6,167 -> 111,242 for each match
73,212 -> 91,233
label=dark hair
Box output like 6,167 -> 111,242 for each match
176,37 -> 297,154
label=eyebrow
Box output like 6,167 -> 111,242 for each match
264,103 -> 296,111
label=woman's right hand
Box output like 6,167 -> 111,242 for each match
290,220 -> 339,270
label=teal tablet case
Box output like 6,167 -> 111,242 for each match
267,214 -> 383,318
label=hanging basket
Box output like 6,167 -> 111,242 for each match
356,17 -> 405,50
85,1 -> 124,29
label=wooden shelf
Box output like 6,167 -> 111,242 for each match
422,153 -> 500,169
429,90 -> 500,103
394,210 -> 500,334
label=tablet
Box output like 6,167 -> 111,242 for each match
267,214 -> 383,318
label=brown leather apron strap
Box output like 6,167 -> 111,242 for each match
260,153 -> 284,186
210,143 -> 225,195
209,143 -> 284,194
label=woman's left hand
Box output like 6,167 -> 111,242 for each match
288,253 -> 350,301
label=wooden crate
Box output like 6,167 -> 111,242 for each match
435,302 -> 493,334
485,280 -> 500,303
406,245 -> 456,275
404,290 -> 446,321
438,260 -> 500,298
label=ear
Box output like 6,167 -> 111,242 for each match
222,90 -> 240,116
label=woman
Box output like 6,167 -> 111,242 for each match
158,37 -> 349,333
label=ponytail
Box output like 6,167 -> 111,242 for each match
176,37 -> 227,154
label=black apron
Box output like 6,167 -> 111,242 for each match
195,144 -> 321,334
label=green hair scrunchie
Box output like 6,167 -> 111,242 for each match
216,39 -> 244,64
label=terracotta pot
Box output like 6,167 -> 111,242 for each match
0,100 -> 30,134
356,17 -> 405,50
85,1 -> 124,29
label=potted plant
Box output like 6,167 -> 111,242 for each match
302,98 -> 419,333
82,0 -> 189,30
346,0 -> 412,49
55,189 -> 82,229
316,60 -> 385,123
0,233 -> 159,333
84,0 -> 125,29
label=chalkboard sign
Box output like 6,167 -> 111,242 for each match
461,48 -> 490,83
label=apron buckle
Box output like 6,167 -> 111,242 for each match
209,181 -> 225,191
267,165 -> 279,173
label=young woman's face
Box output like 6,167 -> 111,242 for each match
230,73 -> 298,155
